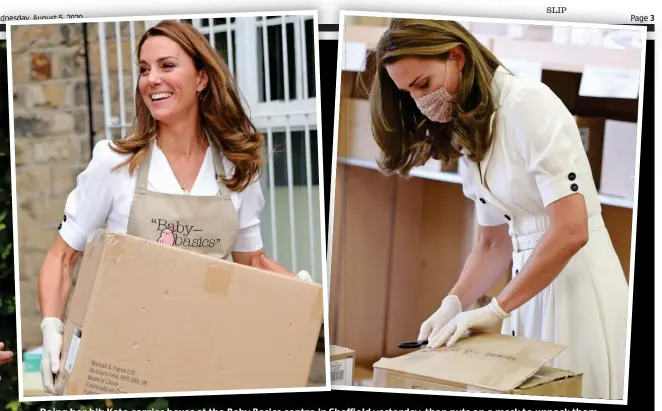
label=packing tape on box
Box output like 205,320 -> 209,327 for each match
107,234 -> 129,259
203,263 -> 233,295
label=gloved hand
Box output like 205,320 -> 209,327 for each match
40,317 -> 64,394
418,295 -> 462,343
428,297 -> 510,348
295,270 -> 314,282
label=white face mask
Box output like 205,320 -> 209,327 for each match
414,59 -> 455,123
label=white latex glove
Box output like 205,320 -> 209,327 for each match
418,295 -> 462,343
40,317 -> 64,394
295,270 -> 314,282
428,297 -> 510,348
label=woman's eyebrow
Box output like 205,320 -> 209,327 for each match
399,74 -> 425,92
408,74 -> 424,88
138,56 -> 180,64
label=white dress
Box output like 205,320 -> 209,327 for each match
58,139 -> 265,252
458,66 -> 629,400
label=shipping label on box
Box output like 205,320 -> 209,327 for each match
330,345 -> 355,386
372,333 -> 583,398
52,230 -> 324,396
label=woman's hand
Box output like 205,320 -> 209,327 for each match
295,270 -> 314,282
418,295 -> 462,344
40,317 -> 64,394
418,224 -> 510,347
428,297 -> 509,348
0,342 -> 13,365
232,250 -> 316,282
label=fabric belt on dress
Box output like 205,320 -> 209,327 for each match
511,214 -> 605,252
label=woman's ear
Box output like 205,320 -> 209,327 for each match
448,46 -> 466,72
197,69 -> 209,93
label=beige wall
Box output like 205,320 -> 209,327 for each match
12,22 -> 143,349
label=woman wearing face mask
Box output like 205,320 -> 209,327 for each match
367,19 -> 628,400
37,20 -> 313,394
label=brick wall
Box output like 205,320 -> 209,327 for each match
12,22 -> 143,349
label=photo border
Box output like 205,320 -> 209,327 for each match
6,9 -> 332,403
327,9 -> 648,406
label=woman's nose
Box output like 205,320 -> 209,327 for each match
409,90 -> 426,100
147,70 -> 161,85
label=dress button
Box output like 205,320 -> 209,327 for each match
512,330 -> 515,336
505,215 -> 511,221
57,223 -> 62,230
515,269 -> 519,274
63,214 -> 67,222
568,172 -> 576,181
571,183 -> 579,192
479,198 -> 486,204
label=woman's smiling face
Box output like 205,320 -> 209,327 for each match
137,35 -> 207,123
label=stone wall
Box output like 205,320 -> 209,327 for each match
12,21 -> 143,349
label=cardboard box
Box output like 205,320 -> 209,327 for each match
339,99 -> 382,163
575,116 -> 605,188
329,345 -> 355,386
53,230 -> 324,396
600,119 -> 638,200
372,333 -> 583,398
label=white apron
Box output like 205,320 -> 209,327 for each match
458,67 -> 629,400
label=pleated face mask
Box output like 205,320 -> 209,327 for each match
414,59 -> 455,123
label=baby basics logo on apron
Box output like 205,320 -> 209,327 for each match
152,218 -> 221,248
125,140 -> 240,261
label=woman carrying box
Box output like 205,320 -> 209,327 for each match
37,20 -> 313,394
366,19 -> 629,400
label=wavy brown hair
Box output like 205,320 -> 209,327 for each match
367,19 -> 507,176
110,20 -> 264,192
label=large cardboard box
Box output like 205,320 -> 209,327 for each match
372,333 -> 583,398
53,230 -> 324,396
600,119 -> 639,200
329,345 -> 355,386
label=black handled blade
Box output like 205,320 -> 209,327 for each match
397,339 -> 428,349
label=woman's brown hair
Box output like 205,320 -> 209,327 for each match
110,20 -> 264,192
367,19 -> 507,176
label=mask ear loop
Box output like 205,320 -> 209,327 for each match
444,58 -> 449,90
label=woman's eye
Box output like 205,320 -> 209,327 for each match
163,63 -> 175,69
139,67 -> 148,75
419,81 -> 429,89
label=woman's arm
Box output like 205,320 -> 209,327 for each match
232,249 -> 296,277
428,195 -> 589,348
449,223 -> 513,310
38,236 -> 82,319
417,222 -> 512,345
496,193 -> 588,313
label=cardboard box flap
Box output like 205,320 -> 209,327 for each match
372,333 -> 565,392
330,346 -> 355,357
517,366 -> 580,390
